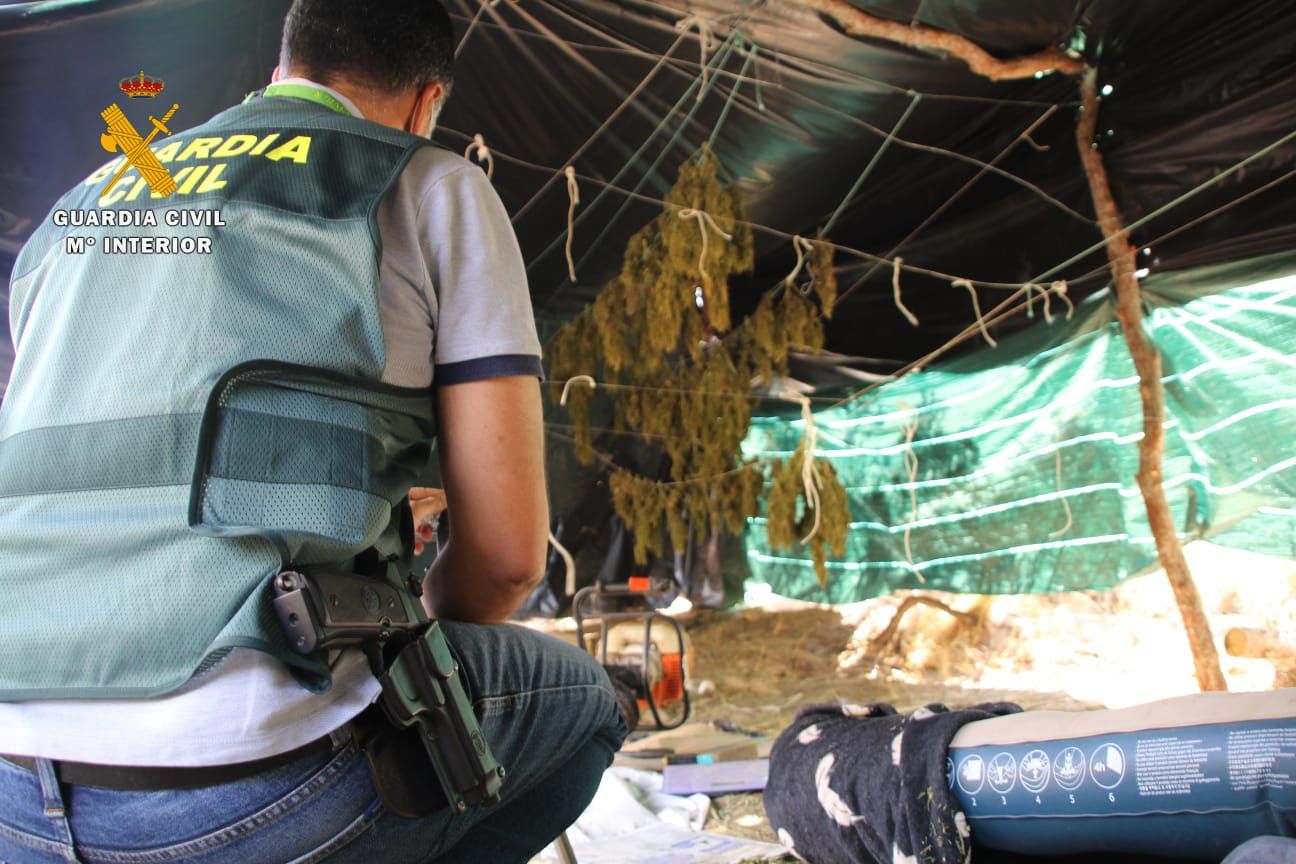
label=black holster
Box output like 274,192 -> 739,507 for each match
272,567 -> 504,816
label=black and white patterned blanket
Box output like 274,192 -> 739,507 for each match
764,701 -> 1021,864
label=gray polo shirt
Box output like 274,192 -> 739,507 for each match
377,141 -> 542,388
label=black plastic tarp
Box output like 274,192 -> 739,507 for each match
3,0 -> 1295,381
3,0 -> 1295,606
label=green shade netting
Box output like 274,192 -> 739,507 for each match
742,253 -> 1296,603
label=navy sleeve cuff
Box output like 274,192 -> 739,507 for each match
434,354 -> 545,386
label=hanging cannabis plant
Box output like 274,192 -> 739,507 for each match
549,146 -> 849,585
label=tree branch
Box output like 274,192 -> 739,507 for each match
785,0 -> 1084,81
868,594 -> 977,661
1074,69 -> 1227,692
679,4 -> 1227,693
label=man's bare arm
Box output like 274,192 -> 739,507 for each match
422,375 -> 548,623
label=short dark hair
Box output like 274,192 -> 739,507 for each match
280,0 -> 455,94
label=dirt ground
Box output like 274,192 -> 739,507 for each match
679,601 -> 1098,848
531,541 -> 1296,857
681,608 -> 1087,846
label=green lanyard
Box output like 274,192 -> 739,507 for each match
253,82 -> 355,117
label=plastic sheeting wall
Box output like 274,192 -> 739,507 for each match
6,0 -> 1296,381
742,253 -> 1296,602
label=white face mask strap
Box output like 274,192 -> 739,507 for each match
423,98 -> 444,139
409,85 -> 445,139
425,81 -> 450,138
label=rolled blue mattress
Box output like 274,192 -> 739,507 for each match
949,689 -> 1296,860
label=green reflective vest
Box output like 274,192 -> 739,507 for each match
0,95 -> 436,699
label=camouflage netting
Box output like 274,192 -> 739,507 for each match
743,253 -> 1296,602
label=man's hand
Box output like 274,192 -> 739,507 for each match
423,375 -> 548,623
410,486 -> 447,555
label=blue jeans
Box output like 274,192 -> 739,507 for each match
0,622 -> 627,864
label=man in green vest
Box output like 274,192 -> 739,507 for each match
0,1 -> 626,860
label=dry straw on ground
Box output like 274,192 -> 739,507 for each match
545,542 -> 1294,848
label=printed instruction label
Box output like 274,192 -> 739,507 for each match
1228,727 -> 1296,792
950,717 -> 1296,819
1135,736 -> 1219,796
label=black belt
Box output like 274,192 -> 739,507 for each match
0,734 -> 340,791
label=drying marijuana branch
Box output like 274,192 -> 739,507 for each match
550,147 -> 849,583
766,441 -> 850,587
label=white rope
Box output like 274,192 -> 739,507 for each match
564,166 -> 580,283
740,39 -> 766,112
548,530 -> 578,596
455,1 -> 491,58
899,403 -> 925,582
678,208 -> 732,278
464,133 -> 494,179
559,374 -> 596,406
675,15 -> 715,101
892,256 -> 919,327
953,278 -> 997,347
1021,133 -> 1051,153
1024,283 -> 1054,322
782,235 -> 816,293
781,391 -> 824,545
1051,280 -> 1074,319
1047,449 -> 1074,539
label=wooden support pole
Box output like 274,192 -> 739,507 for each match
784,0 -> 1084,81
1075,69 -> 1227,692
779,1 -> 1227,691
